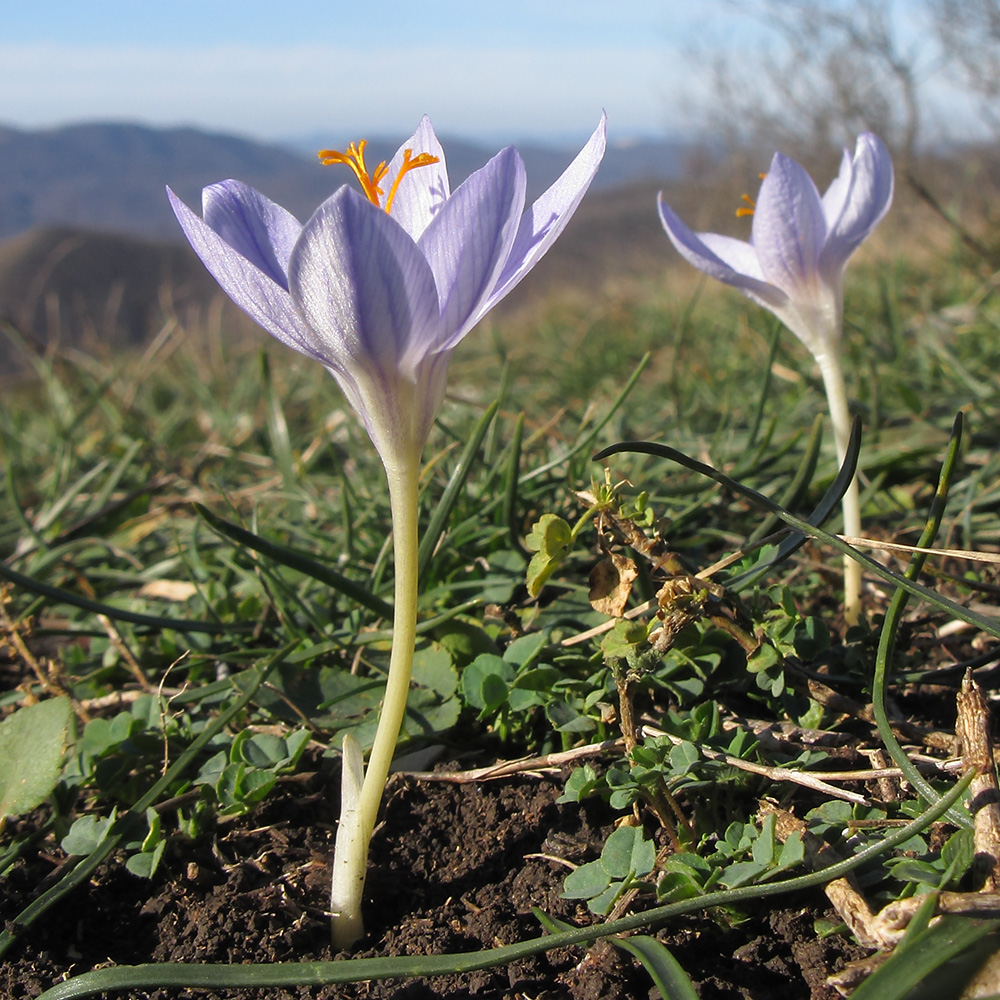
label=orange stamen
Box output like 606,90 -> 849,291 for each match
384,149 -> 440,213
735,172 -> 768,218
318,140 -> 439,214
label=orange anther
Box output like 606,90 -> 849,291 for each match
319,140 -> 439,214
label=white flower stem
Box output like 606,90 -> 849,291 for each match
815,350 -> 862,627
330,450 -> 421,949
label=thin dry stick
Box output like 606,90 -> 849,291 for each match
398,738 -> 624,783
839,535 -> 1000,564
97,613 -> 149,689
405,734 -> 873,805
641,724 -> 871,806
759,801 -> 880,949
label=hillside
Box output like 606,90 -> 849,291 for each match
0,175 -> 683,369
0,226 -> 225,362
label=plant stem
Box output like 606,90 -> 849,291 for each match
330,451 -> 421,949
815,349 -> 862,627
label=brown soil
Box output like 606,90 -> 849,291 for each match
1,756 -> 866,1000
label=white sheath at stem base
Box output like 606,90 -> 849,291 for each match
329,732 -> 366,949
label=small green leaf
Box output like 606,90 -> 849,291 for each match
525,513 -> 574,597
557,764 -> 599,804
668,741 -> 700,775
462,654 -> 514,711
411,646 -> 458,699
140,808 -> 162,852
718,860 -> 768,888
562,860 -> 612,899
657,869 -> 705,902
545,699 -> 595,734
61,810 -> 116,856
776,831 -> 805,871
793,616 -> 830,659
125,840 -> 165,879
239,732 -> 288,767
941,827 -> 975,884
751,814 -> 776,867
601,618 -> 649,659
503,631 -> 548,667
0,697 -> 72,822
587,882 -> 623,915
601,825 -> 655,880
746,643 -> 781,674
526,512 -> 573,558
479,673 -> 510,714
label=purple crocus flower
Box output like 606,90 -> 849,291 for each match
169,115 -> 606,947
657,132 -> 893,362
168,114 -> 607,470
658,134 -> 894,625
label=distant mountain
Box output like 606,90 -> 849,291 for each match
0,121 -> 690,243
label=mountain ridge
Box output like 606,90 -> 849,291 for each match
0,120 -> 690,242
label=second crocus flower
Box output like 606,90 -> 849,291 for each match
658,133 -> 894,625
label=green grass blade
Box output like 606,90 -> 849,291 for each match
595,428 -> 1000,637
260,351 -> 296,488
872,413 -> 972,827
613,935 -> 699,1000
745,412 -> 823,545
849,915 -> 1000,1000
0,559 -> 251,634
503,412 -> 528,557
417,398 -> 499,581
195,503 -> 392,619
746,319 -> 781,448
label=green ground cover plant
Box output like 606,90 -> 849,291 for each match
1,198 -> 1000,997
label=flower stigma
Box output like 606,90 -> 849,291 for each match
318,140 -> 440,214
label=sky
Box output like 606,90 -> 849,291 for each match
0,1 -> 761,146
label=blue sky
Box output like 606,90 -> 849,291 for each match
0,1 -> 760,145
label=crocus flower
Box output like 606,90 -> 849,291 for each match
169,113 -> 607,946
168,114 -> 606,471
657,133 -> 893,625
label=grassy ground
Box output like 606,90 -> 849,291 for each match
2,219 -> 1000,997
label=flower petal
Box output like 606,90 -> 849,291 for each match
418,145 -> 526,349
382,115 -> 450,241
657,195 -> 787,311
752,153 -> 827,297
201,180 -> 302,288
167,186 -> 314,357
477,112 -> 608,317
287,187 -> 443,377
820,147 -> 853,226
696,233 -> 766,281
820,132 -> 894,276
